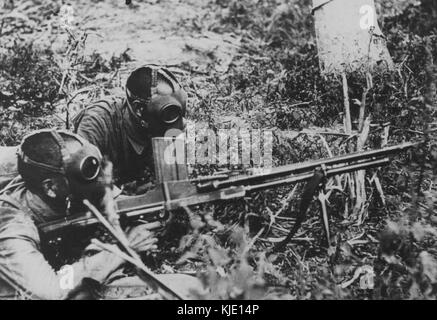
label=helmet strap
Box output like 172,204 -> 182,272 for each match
50,130 -> 71,166
125,88 -> 149,128
49,131 -> 74,204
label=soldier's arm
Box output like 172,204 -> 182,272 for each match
0,209 -> 124,300
0,237 -> 124,300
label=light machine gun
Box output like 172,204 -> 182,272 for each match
39,140 -> 418,249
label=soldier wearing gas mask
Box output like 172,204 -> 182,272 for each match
73,65 -> 188,186
0,130 -> 158,299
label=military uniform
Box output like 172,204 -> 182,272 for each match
0,146 -> 18,191
73,97 -> 154,185
0,97 -> 153,190
0,182 -> 203,300
0,182 -> 122,299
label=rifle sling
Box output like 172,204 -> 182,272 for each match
273,168 -> 325,251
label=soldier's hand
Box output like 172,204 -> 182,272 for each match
126,222 -> 160,253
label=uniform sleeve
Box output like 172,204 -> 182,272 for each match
0,209 -> 123,299
0,238 -> 124,300
74,106 -> 113,156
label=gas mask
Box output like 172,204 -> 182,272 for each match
125,65 -> 187,137
17,130 -> 107,210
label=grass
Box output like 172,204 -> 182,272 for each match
0,0 -> 436,299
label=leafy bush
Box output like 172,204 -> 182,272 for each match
0,41 -> 62,118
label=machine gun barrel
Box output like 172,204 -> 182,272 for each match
196,142 -> 417,192
245,157 -> 390,192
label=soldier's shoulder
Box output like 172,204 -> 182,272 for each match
0,201 -> 39,243
89,95 -> 124,111
72,95 -> 125,133
82,96 -> 125,118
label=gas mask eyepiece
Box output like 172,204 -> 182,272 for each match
160,104 -> 182,124
79,156 -> 101,181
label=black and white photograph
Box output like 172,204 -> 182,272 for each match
0,0 -> 436,303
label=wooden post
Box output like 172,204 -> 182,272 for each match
152,137 -> 188,183
312,0 -> 393,75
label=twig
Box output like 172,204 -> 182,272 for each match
382,124 -> 390,148
358,73 -> 372,132
288,101 -> 312,108
242,227 -> 265,256
270,185 -> 298,228
318,191 -> 331,246
83,200 -> 183,300
318,134 -> 342,188
274,216 -> 297,221
341,72 -> 352,135
260,237 -> 314,243
0,18 -> 5,37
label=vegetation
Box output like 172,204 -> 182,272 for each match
0,0 -> 436,299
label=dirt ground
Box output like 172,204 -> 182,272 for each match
77,0 -> 239,70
